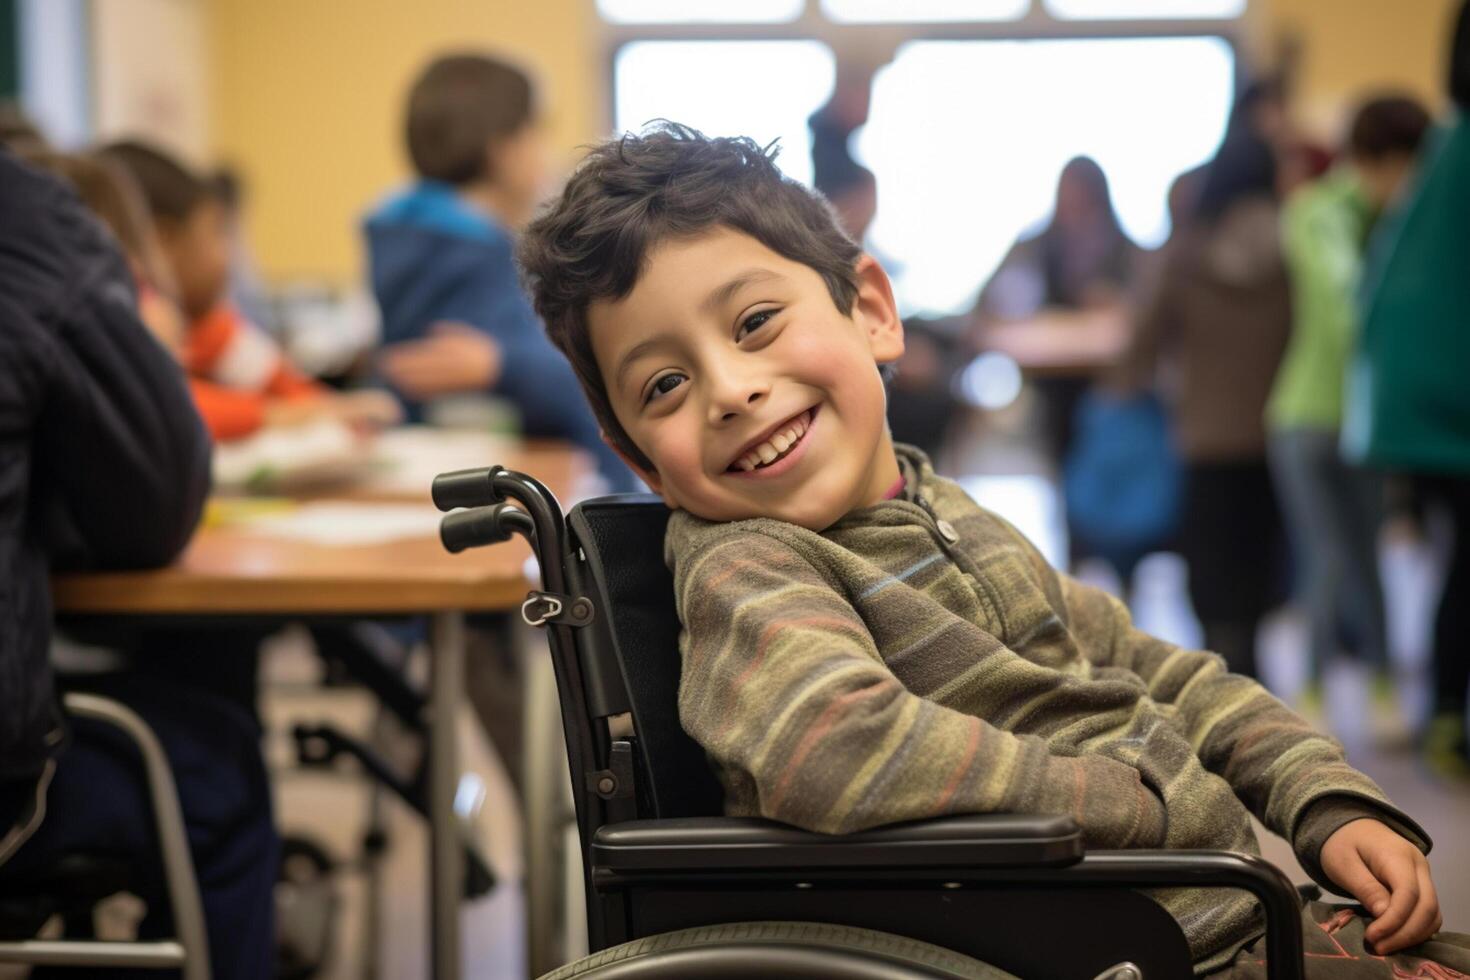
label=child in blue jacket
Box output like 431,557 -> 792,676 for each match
366,53 -> 634,491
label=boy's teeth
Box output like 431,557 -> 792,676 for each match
733,410 -> 813,472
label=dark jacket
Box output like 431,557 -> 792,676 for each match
0,151 -> 210,780
364,182 -> 634,491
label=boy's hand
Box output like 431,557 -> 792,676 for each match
1319,818 -> 1441,954
378,322 -> 502,399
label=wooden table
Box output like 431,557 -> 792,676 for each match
53,431 -> 594,980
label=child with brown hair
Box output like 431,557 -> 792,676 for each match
517,123 -> 1468,977
98,140 -> 398,441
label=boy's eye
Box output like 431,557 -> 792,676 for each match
735,309 -> 777,341
646,372 -> 687,403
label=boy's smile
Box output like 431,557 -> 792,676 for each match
588,227 -> 905,531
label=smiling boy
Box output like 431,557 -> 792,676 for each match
518,124 -> 1466,976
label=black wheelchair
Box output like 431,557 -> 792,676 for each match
434,465 -> 1308,979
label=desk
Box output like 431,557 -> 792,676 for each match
53,433 -> 593,980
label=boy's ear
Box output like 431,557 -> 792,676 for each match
851,254 -> 904,365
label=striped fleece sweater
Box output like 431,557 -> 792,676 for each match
665,445 -> 1430,973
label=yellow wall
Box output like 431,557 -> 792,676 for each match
208,0 -> 602,289
210,0 -> 1460,289
1248,0 -> 1459,134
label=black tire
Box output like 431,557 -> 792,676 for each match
538,921 -> 1018,980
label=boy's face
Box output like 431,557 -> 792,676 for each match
159,198 -> 230,321
589,227 -> 905,531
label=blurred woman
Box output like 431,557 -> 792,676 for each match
972,156 -> 1140,465
1116,81 -> 1294,678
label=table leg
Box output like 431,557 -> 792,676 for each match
429,611 -> 465,980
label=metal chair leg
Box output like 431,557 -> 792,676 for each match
0,694 -> 212,980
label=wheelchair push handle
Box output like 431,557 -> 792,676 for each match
439,502 -> 535,553
432,465 -> 572,596
432,465 -> 507,511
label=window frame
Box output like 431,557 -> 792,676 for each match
597,0 -> 1248,135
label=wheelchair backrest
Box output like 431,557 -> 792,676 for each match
567,495 -> 725,819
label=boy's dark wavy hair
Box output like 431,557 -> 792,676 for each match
517,122 -> 861,471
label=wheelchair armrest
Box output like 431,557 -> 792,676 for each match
590,813 -> 1083,875
590,821 -> 1306,980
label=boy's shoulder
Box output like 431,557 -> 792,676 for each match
663,508 -> 827,576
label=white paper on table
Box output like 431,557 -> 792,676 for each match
241,502 -> 444,547
363,426 -> 517,497
213,419 -> 370,491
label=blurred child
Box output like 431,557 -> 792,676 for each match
0,148 -> 275,980
1267,96 -> 1430,694
98,140 -> 398,442
209,165 -> 277,332
365,52 -> 633,490
12,146 -> 187,354
1347,1 -> 1470,779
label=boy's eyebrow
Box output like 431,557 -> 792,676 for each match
700,268 -> 783,314
614,337 -> 666,393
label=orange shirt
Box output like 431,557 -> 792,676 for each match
181,304 -> 322,441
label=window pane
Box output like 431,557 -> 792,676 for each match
1045,0 -> 1245,19
613,41 -> 836,186
858,36 -> 1234,315
598,0 -> 803,24
821,0 -> 1028,22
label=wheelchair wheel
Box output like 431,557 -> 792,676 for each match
538,921 -> 1017,979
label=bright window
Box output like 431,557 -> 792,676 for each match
597,0 -> 803,24
613,40 -> 837,187
1045,0 -> 1246,19
857,36 -> 1235,315
820,0 -> 1028,23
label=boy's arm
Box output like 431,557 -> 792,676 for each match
1058,575 -> 1430,880
674,527 -> 1168,847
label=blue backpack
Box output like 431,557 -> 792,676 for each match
1063,389 -> 1181,570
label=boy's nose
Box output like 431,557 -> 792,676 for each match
708,376 -> 769,425
718,391 -> 764,423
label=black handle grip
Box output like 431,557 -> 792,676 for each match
432,465 -> 504,512
439,502 -> 534,553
